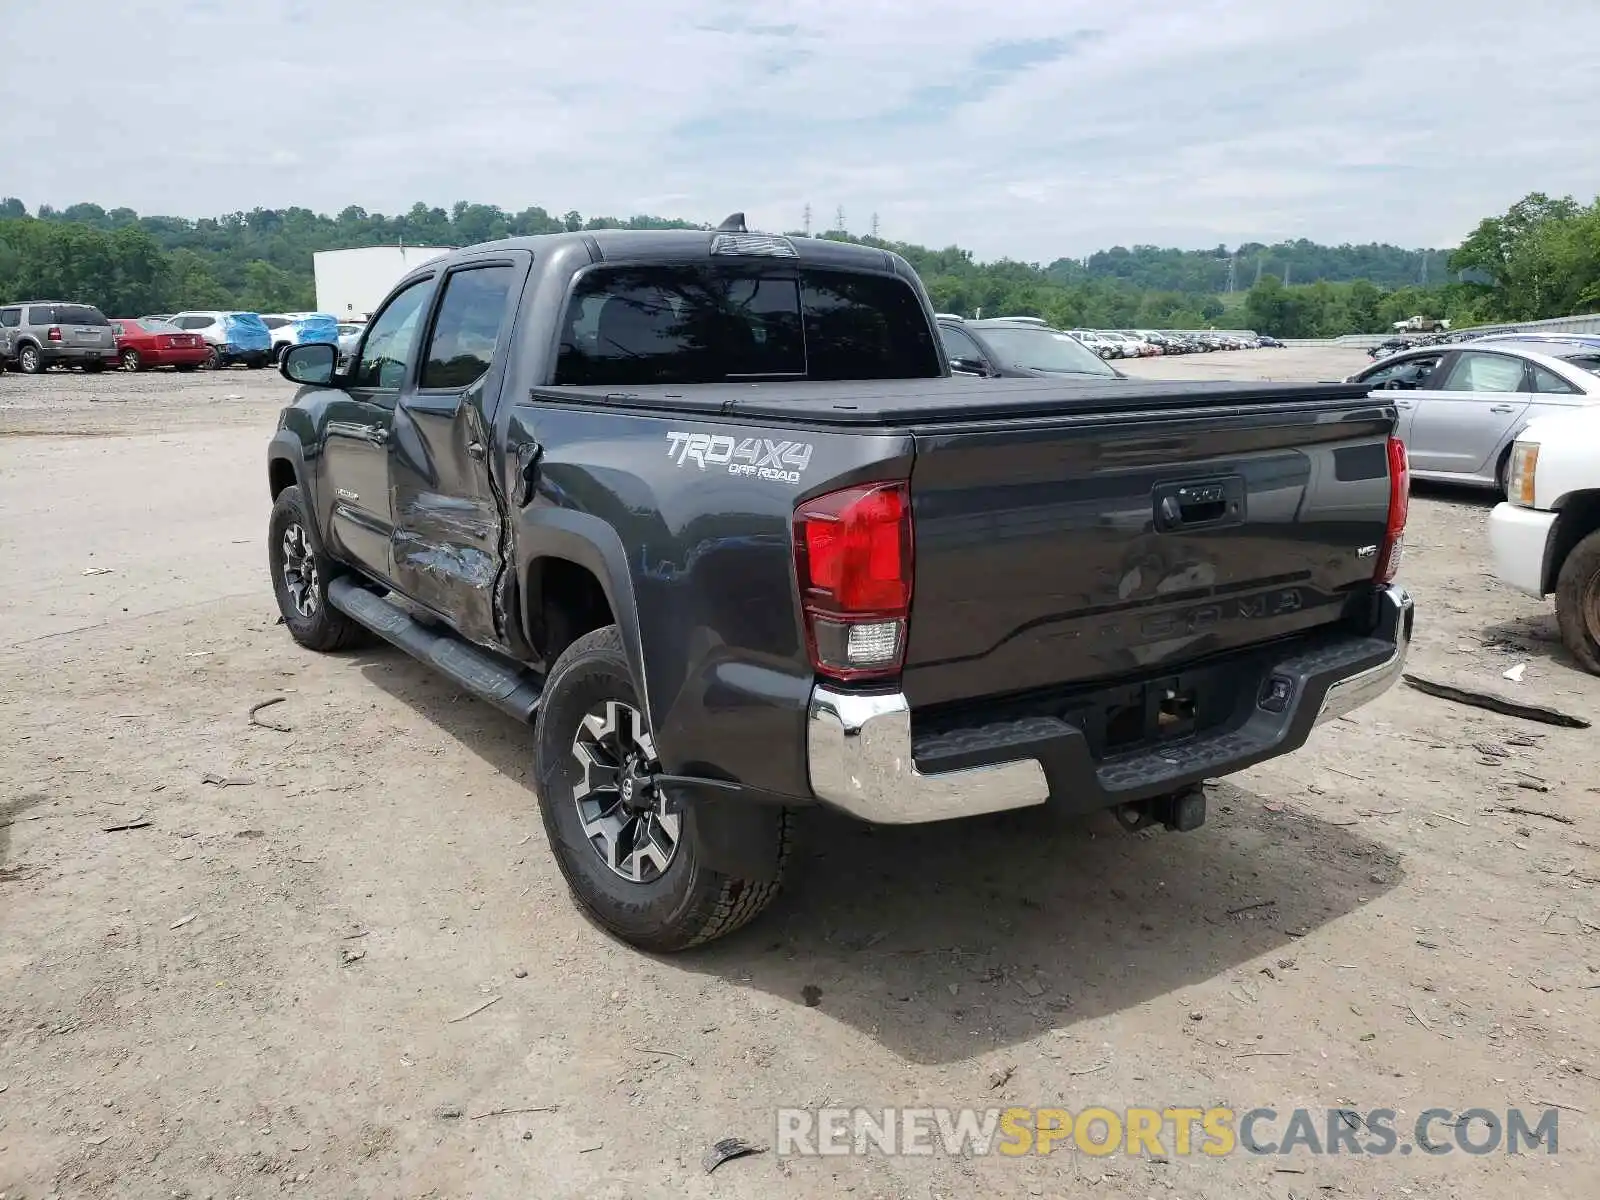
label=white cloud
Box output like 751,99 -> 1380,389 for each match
5,0 -> 1598,261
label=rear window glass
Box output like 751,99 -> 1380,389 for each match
49,305 -> 110,325
137,318 -> 180,333
554,265 -> 939,386
229,312 -> 269,329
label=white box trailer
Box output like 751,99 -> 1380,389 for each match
313,246 -> 451,321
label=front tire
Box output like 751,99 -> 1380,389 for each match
533,625 -> 787,951
267,485 -> 370,652
1555,529 -> 1600,675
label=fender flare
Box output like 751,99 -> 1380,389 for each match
515,508 -> 654,733
266,432 -> 327,555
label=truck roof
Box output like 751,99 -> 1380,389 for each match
435,228 -> 903,271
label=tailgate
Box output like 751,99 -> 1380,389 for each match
902,396 -> 1394,708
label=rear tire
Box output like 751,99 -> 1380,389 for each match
203,346 -> 221,370
121,349 -> 142,372
18,344 -> 44,374
268,485 -> 371,652
534,625 -> 788,951
1554,529 -> 1600,675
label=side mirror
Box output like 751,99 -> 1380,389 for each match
949,356 -> 990,376
282,341 -> 338,386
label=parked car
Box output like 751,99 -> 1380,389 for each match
1257,335 -> 1285,348
1070,330 -> 1119,359
1348,340 -> 1600,492
1368,337 -> 1415,360
937,317 -> 1123,379
265,221 -> 1412,951
166,311 -> 274,368
110,317 -> 209,372
335,321 -> 366,361
1488,405 -> 1600,673
0,301 -> 119,373
262,312 -> 341,362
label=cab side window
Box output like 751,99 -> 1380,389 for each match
354,278 -> 433,391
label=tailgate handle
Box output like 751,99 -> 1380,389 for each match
1154,477 -> 1244,531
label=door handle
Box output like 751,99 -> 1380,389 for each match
1489,404 -> 1516,413
1394,400 -> 1413,408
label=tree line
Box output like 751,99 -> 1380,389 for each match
0,192 -> 1594,336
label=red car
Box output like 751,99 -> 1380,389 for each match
110,318 -> 209,372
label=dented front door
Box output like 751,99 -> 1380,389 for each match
388,258 -> 525,647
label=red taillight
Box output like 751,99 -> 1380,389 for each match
793,481 -> 913,681
160,334 -> 175,348
1374,435 -> 1409,583
47,326 -> 62,342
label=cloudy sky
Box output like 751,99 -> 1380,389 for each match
6,0 -> 1598,261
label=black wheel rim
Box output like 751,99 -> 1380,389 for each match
570,699 -> 679,883
280,523 -> 319,617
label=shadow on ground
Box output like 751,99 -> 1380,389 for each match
355,648 -> 1402,1065
1480,611 -> 1588,677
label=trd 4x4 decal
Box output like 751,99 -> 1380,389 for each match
665,431 -> 814,484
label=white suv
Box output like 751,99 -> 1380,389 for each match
1488,406 -> 1600,673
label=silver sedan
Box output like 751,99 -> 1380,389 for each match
1348,340 -> 1600,493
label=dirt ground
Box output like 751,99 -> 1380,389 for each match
2,351 -> 1596,1199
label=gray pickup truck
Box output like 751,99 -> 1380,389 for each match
266,217 -> 1414,951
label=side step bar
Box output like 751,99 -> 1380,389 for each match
327,578 -> 543,722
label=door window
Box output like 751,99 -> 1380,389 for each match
1437,352 -> 1526,393
354,278 -> 433,390
1360,355 -> 1440,388
1531,365 -> 1579,395
939,325 -> 986,367
421,265 -> 515,389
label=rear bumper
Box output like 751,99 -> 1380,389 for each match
806,584 -> 1414,825
41,344 -> 115,362
1488,502 -> 1557,598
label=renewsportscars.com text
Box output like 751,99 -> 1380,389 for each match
775,1106 -> 1559,1158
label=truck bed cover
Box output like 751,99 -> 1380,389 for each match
531,376 -> 1378,426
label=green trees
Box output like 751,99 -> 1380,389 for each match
2,192 -> 1596,332
1452,192 -> 1600,321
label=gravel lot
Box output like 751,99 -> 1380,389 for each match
2,352 -> 1597,1199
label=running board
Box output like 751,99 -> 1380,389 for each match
327,578 -> 543,722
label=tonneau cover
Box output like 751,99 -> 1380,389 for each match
530,376 -> 1377,427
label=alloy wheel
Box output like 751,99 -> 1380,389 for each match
280,523 -> 320,617
570,699 -> 679,883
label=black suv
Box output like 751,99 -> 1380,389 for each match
936,317 -> 1124,380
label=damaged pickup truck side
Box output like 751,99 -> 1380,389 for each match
266,219 -> 1414,951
